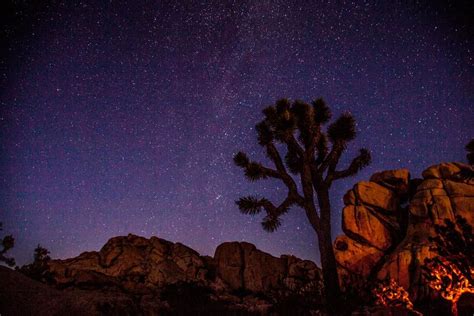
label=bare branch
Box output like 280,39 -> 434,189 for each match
287,134 -> 304,157
332,148 -> 371,180
317,141 -> 343,176
300,160 -> 321,230
266,143 -> 305,205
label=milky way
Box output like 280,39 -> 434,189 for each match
1,1 -> 473,265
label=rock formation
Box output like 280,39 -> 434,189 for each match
48,235 -> 210,291
214,241 -> 321,294
35,234 -> 323,314
334,162 -> 474,299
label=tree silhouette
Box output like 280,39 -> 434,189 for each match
423,216 -> 474,316
18,244 -> 53,283
466,139 -> 474,165
454,140 -> 474,182
0,222 -> 15,267
233,98 -> 371,309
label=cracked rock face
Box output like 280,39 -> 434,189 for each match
48,234 -> 209,292
334,162 -> 474,299
214,242 -> 321,293
48,234 -> 322,296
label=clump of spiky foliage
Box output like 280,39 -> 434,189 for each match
233,98 -> 371,311
423,216 -> 474,316
0,222 -> 15,267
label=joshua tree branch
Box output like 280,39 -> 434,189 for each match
320,143 -> 344,184
317,146 -> 338,175
258,165 -> 282,179
266,143 -> 305,205
300,159 -> 321,230
331,148 -> 372,181
287,134 -> 304,158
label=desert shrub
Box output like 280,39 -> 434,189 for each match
18,244 -> 54,283
0,222 -> 15,267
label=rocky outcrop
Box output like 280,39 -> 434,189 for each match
48,235 -> 209,292
334,162 -> 474,300
214,242 -> 321,294
47,234 -> 321,300
38,235 -> 323,314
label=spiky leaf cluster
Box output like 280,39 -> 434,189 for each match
262,215 -> 281,232
327,112 -> 356,143
244,162 -> 268,181
235,195 -> 290,232
312,98 -> 332,124
233,151 -> 249,167
233,152 -> 270,181
236,196 -> 266,215
260,99 -> 296,142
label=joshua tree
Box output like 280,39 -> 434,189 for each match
0,222 -> 15,267
233,98 -> 371,309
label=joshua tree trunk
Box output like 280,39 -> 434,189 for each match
316,187 -> 341,308
317,228 -> 340,307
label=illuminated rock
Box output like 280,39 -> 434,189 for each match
334,162 -> 474,300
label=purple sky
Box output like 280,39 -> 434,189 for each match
1,1 -> 473,266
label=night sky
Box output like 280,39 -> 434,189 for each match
1,1 -> 473,266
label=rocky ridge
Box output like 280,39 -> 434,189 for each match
43,234 -> 322,314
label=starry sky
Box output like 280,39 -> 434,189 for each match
1,1 -> 473,266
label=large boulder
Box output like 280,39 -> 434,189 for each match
342,205 -> 393,250
334,235 -> 384,277
334,162 -> 474,300
421,162 -> 465,179
370,168 -> 410,195
354,181 -> 400,212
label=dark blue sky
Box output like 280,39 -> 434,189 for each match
1,1 -> 473,265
